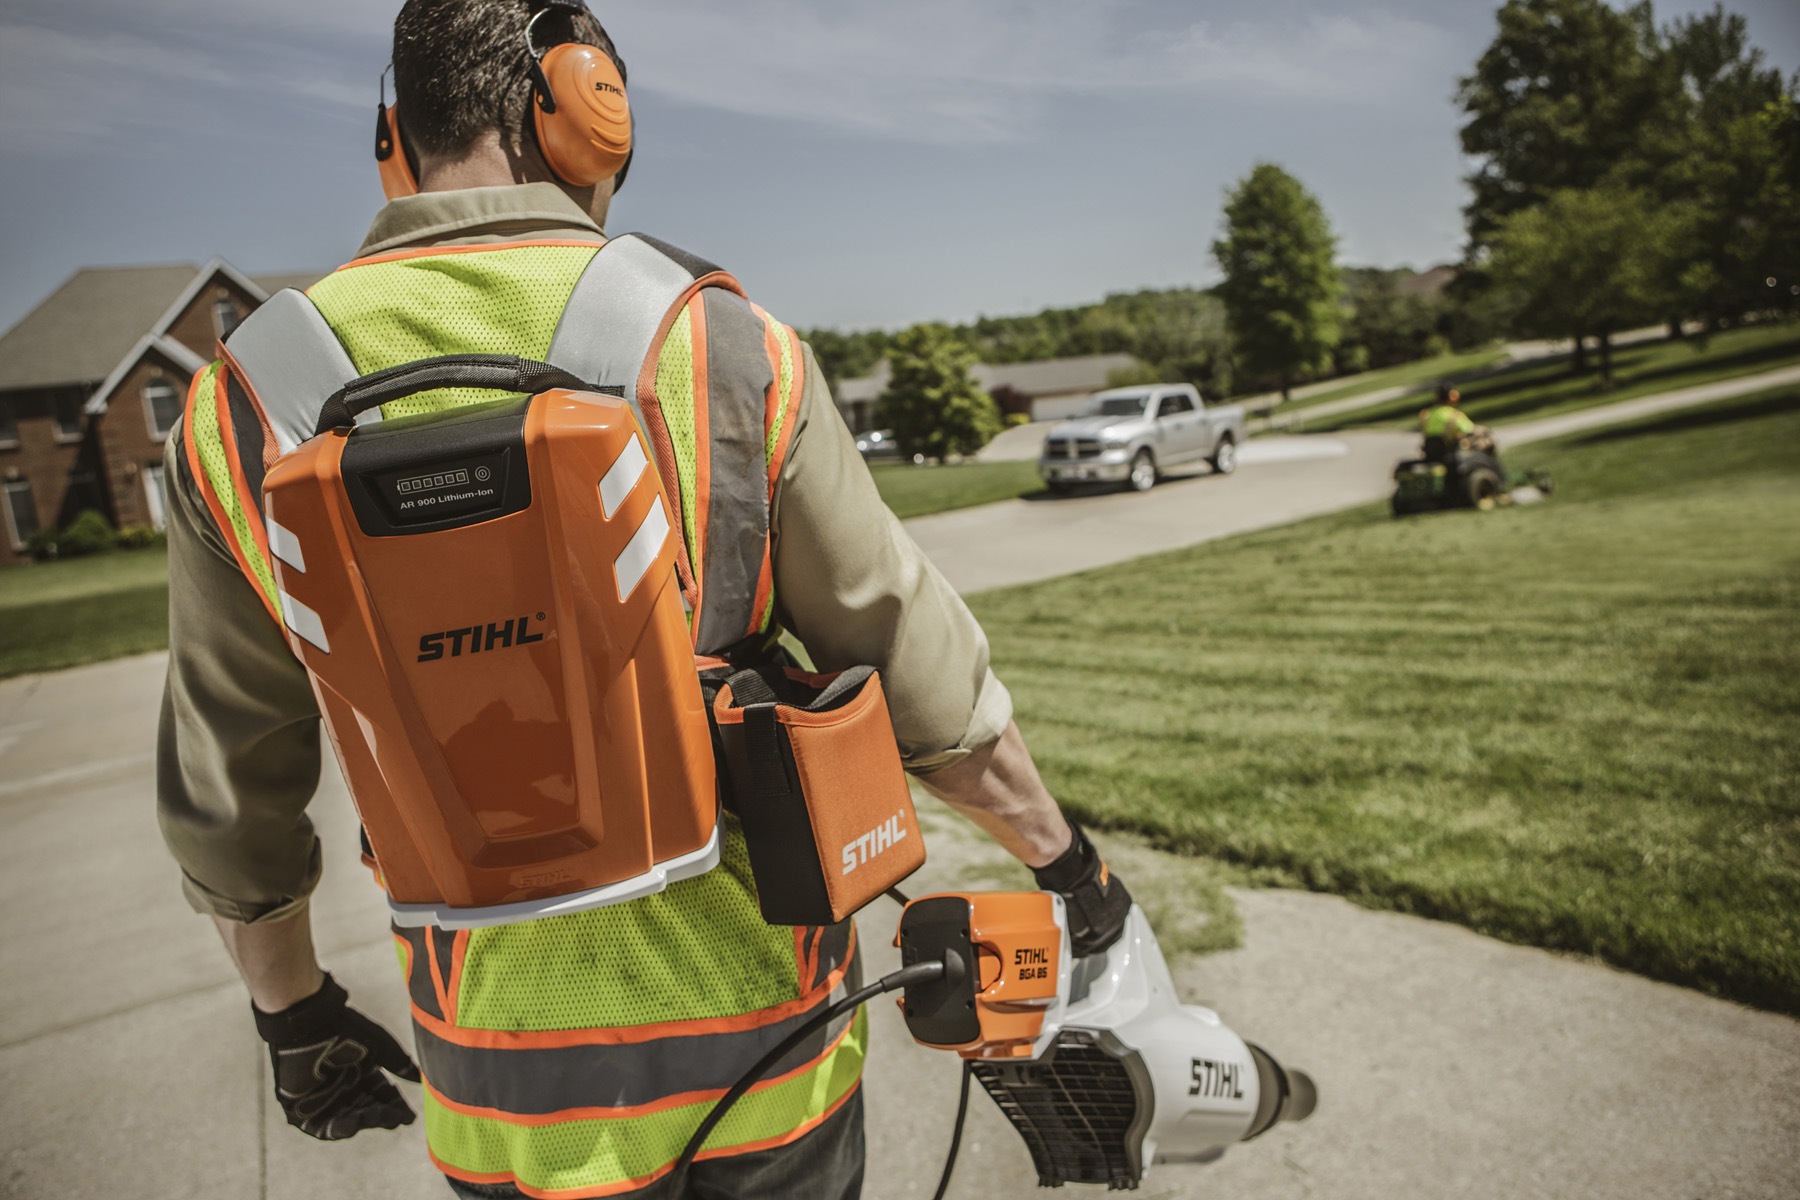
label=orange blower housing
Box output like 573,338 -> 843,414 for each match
261,388 -> 718,928
896,891 -> 1071,1059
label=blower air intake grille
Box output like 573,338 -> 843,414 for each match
971,1028 -> 1153,1190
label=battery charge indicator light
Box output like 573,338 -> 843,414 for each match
396,468 -> 470,495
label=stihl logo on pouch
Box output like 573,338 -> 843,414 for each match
1189,1057 -> 1245,1100
418,614 -> 546,662
841,810 -> 909,875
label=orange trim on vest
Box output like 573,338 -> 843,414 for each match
426,929 -> 454,1020
421,1019 -> 856,1127
186,368 -> 281,626
213,370 -> 280,620
446,929 -> 470,1021
689,293 -> 713,642
409,950 -> 854,1052
427,1081 -> 861,1200
337,238 -> 607,272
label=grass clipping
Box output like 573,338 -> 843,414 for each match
973,387 -> 1800,1015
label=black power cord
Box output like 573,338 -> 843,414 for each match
930,1060 -> 974,1200
668,949 -> 966,1193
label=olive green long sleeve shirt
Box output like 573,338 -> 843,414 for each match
158,184 -> 1010,924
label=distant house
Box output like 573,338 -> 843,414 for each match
0,261 -> 326,565
833,351 -> 1142,432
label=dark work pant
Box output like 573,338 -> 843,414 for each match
444,1085 -> 866,1200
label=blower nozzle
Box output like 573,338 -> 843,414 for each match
897,894 -> 1316,1189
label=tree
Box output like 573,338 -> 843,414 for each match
1212,163 -> 1342,401
877,324 -> 1001,458
1457,0 -> 1668,248
1487,185 -> 1676,386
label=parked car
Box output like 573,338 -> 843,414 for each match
855,428 -> 900,460
1038,385 -> 1246,493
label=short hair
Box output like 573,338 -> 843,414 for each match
392,0 -> 625,158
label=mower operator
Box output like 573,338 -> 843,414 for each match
154,2 -> 1131,1198
1418,385 -> 1492,458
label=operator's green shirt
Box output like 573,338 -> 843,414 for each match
1420,404 -> 1476,439
158,183 -> 1011,923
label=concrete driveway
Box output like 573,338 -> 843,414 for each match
908,431 -> 1412,593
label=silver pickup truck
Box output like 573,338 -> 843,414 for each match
1038,385 -> 1247,493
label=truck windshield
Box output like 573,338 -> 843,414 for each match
1086,395 -> 1148,417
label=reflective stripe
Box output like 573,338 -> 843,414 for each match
693,289 -> 774,652
424,1010 -> 867,1198
278,587 -> 330,653
597,434 -> 649,520
614,499 -> 671,602
266,512 -> 306,572
546,235 -> 704,409
415,978 -> 856,1115
185,362 -> 281,622
221,289 -> 362,454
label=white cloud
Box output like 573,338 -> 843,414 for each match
0,2 -> 1460,153
616,2 -> 1460,143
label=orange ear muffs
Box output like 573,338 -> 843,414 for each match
530,41 -> 632,188
374,102 -> 419,200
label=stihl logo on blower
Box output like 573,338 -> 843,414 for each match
842,810 -> 909,876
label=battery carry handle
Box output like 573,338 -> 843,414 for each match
313,354 -> 609,436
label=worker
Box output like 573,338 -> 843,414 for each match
154,2 -> 1131,1198
1418,384 -> 1493,460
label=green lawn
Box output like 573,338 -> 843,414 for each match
1310,321 -> 1800,433
870,459 -> 1045,519
972,386 -> 1800,1013
0,549 -> 170,679
1264,345 -> 1508,417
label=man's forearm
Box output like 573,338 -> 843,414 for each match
918,720 -> 1072,869
212,910 -> 326,1013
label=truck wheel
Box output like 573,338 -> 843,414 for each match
1462,466 -> 1503,509
1211,436 -> 1237,476
1127,450 -> 1157,493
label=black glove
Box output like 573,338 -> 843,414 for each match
1032,821 -> 1133,959
252,973 -> 421,1141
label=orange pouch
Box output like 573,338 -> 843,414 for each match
711,665 -> 925,925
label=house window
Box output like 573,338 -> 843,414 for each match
213,292 -> 241,338
143,376 -> 182,440
143,463 -> 168,532
3,480 -> 39,549
53,389 -> 84,441
0,400 -> 16,448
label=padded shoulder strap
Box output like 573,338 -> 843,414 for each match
221,289 -> 368,455
546,234 -> 732,409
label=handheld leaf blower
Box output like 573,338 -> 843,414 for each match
673,889 -> 1316,1194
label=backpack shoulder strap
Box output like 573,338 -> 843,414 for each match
546,233 -> 736,408
219,288 -> 365,456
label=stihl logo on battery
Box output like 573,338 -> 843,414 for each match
841,810 -> 908,875
1189,1058 -> 1244,1099
417,615 -> 546,662
1013,946 -> 1052,981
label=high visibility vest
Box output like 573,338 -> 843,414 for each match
179,235 -> 864,1197
1421,404 -> 1474,440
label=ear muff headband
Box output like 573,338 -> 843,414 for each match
374,66 -> 419,200
526,6 -> 633,189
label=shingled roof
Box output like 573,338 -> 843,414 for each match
0,265 -> 201,392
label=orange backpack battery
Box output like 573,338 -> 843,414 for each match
261,356 -> 718,928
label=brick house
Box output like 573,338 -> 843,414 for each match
0,261 -> 323,566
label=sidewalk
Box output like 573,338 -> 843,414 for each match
3,655 -> 1796,1199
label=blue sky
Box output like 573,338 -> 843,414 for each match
1,0 -> 1795,336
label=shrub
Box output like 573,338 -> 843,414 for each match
25,528 -> 59,561
57,509 -> 116,558
115,524 -> 162,550
1004,412 -> 1032,428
